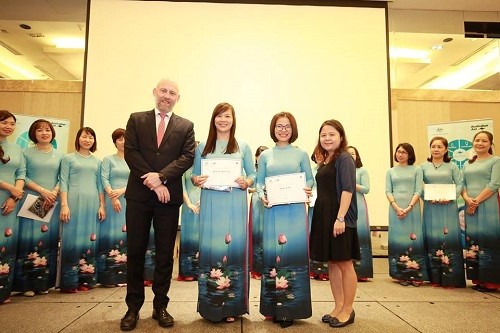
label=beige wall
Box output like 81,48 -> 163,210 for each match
0,80 -> 82,153
392,89 -> 500,164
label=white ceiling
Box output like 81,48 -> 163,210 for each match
0,0 -> 499,89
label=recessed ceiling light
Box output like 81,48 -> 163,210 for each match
443,37 -> 453,43
19,24 -> 31,30
431,45 -> 443,50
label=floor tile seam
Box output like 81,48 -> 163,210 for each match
377,301 -> 423,333
56,302 -> 100,333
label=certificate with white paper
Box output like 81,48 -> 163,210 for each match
265,172 -> 307,206
424,184 -> 456,201
17,193 -> 58,223
201,158 -> 241,187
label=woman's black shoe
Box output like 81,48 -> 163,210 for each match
321,314 -> 332,323
280,319 -> 294,328
329,310 -> 355,328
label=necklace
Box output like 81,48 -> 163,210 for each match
36,146 -> 52,154
432,162 -> 442,170
76,151 -> 91,158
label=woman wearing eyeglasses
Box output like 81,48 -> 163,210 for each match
386,143 -> 428,287
256,112 -> 314,328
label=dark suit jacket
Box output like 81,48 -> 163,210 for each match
124,109 -> 195,205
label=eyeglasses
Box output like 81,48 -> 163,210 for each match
275,124 -> 292,131
396,150 -> 408,155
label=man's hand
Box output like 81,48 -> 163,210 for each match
154,184 -> 171,203
142,172 -> 163,190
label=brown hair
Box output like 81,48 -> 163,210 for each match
111,128 -> 126,145
0,110 -> 16,164
314,119 -> 348,164
28,119 -> 56,144
469,130 -> 494,164
347,145 -> 363,168
426,136 -> 451,163
269,112 -> 298,143
75,127 -> 97,152
201,102 -> 239,157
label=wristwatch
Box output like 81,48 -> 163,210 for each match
336,217 -> 345,222
157,172 -> 165,182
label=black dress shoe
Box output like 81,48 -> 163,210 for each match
152,307 -> 174,327
120,310 -> 139,331
329,310 -> 355,328
279,319 -> 294,328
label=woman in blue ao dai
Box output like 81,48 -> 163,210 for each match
191,103 -> 255,323
98,128 -> 129,287
257,112 -> 314,328
249,145 -> 268,280
461,131 -> 500,292
421,137 -> 465,288
59,127 -> 105,293
14,119 -> 63,297
347,146 -> 373,281
177,163 -> 201,281
386,143 -> 428,286
0,110 -> 26,304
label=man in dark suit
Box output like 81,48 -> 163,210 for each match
120,78 -> 195,331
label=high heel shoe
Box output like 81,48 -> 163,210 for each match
329,310 -> 355,328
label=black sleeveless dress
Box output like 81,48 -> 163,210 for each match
310,161 -> 360,262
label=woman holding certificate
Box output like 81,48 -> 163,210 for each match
14,119 -> 63,297
98,128 -> 129,287
59,127 -> 105,293
386,143 -> 428,287
191,102 -> 255,323
421,137 -> 465,288
461,131 -> 500,292
310,120 -> 358,328
0,110 -> 25,304
256,112 -> 313,328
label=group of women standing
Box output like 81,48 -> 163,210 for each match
386,132 -> 499,291
189,104 -> 361,328
0,109 -> 131,301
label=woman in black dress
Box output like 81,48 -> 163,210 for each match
310,119 -> 359,328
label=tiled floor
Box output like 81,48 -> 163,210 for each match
1,258 -> 499,333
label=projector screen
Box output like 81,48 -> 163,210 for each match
84,0 -> 391,226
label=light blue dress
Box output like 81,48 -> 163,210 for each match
250,190 -> 265,277
14,147 -> 63,292
0,140 -> 26,302
386,165 -> 428,282
97,154 -> 129,285
192,139 -> 255,322
257,144 -> 314,321
354,167 -> 373,279
421,161 -> 465,287
462,156 -> 500,284
178,166 -> 201,279
59,152 -> 103,290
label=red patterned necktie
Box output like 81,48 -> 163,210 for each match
157,113 -> 166,147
